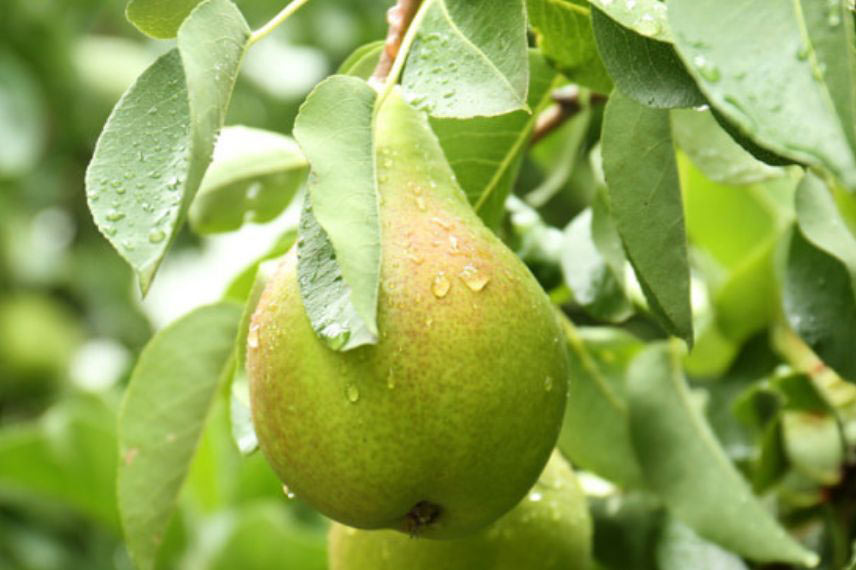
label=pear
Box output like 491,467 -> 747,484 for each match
328,451 -> 593,570
247,90 -> 568,538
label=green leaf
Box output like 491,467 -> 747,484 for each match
402,0 -> 530,118
126,0 -> 204,39
0,51 -> 46,177
592,7 -> 704,109
672,108 -> 784,185
562,209 -> 633,322
86,0 -> 249,293
668,0 -> 856,190
627,342 -> 819,567
337,41 -> 384,79
429,51 -> 559,227
205,502 -> 328,570
601,91 -> 692,344
229,257 -> 282,455
292,76 -> 380,350
591,0 -> 672,42
783,173 -> 856,381
526,0 -> 613,93
590,492 -> 664,570
657,517 -> 749,570
118,302 -> 242,570
559,321 -> 645,488
189,126 -> 307,234
0,394 -> 118,530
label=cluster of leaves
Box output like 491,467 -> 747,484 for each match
62,0 -> 856,568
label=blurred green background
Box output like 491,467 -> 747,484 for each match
0,1 -> 387,567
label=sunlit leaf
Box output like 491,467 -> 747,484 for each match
118,302 -> 241,570
86,0 -> 250,293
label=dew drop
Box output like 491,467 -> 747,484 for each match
432,273 -> 451,298
106,209 -> 125,222
104,225 -> 117,236
282,484 -> 296,499
386,370 -> 396,390
796,45 -> 810,61
148,229 -> 166,243
247,323 -> 260,349
529,491 -> 543,502
544,376 -> 554,392
636,13 -> 659,36
346,384 -> 360,403
693,55 -> 720,82
416,196 -> 427,211
459,264 -> 490,292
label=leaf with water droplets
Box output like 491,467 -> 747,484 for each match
668,0 -> 856,191
402,0 -> 530,117
125,0 -> 205,39
783,172 -> 856,382
601,91 -> 693,344
85,0 -> 249,294
527,0 -> 612,93
189,126 -> 308,234
592,7 -> 704,109
118,302 -> 242,570
591,0 -> 673,43
293,76 -> 380,350
628,342 -> 820,566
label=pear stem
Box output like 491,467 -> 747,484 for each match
371,0 -> 427,103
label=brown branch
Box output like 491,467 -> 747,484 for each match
370,0 -> 423,87
530,86 -> 607,145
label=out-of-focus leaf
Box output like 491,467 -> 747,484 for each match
592,8 -> 704,109
85,0 -> 250,293
337,41 -> 384,79
0,51 -> 46,178
782,411 -> 843,485
189,126 -> 307,234
526,0 -> 613,93
224,229 -> 297,302
118,302 -> 241,570
657,517 -> 749,570
74,36 -> 157,100
206,502 -> 328,570
0,394 -> 118,530
590,0 -> 672,42
784,173 -> 856,381
402,0 -> 529,118
602,91 -> 692,343
126,0 -> 205,39
293,76 -> 379,350
430,51 -> 558,227
559,321 -> 645,488
627,342 -> 819,566
668,0 -> 856,190
562,209 -> 633,322
672,108 -> 784,185
590,492 -> 664,570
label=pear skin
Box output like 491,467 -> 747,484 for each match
328,451 -> 593,570
248,90 -> 569,538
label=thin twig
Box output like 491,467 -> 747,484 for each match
370,0 -> 423,89
248,0 -> 313,47
530,86 -> 607,145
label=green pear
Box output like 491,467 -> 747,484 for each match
247,90 -> 569,538
328,451 -> 592,570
